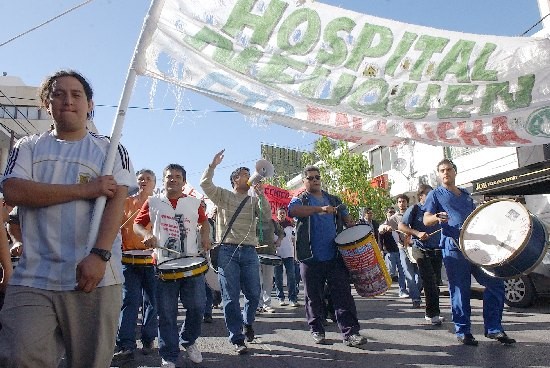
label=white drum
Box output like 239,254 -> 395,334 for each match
205,266 -> 221,291
459,199 -> 548,278
258,254 -> 282,266
156,256 -> 208,282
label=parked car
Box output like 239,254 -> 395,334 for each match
442,252 -> 550,307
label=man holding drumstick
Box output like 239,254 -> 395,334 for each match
288,165 -> 366,347
423,158 -> 515,346
134,164 -> 210,367
113,169 -> 158,363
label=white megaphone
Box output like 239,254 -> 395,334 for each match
247,159 -> 275,186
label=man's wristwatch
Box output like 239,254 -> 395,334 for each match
90,248 -> 112,262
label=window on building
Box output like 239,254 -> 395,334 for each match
369,146 -> 397,177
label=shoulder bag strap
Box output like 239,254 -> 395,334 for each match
219,196 -> 250,244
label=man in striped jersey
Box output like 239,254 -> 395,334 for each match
0,70 -> 137,368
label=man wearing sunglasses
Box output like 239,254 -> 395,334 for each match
288,166 -> 367,347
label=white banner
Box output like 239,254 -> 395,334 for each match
137,0 -> 550,147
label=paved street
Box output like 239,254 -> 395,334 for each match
110,284 -> 550,368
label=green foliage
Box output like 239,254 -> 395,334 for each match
301,137 -> 393,222
265,174 -> 290,189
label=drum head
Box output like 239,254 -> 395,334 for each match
205,267 -> 221,291
157,256 -> 206,270
258,254 -> 281,261
460,199 -> 532,267
334,224 -> 372,246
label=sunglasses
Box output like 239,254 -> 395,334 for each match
305,175 -> 321,181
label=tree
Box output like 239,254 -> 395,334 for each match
301,137 -> 393,222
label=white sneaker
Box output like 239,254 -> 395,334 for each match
263,305 -> 276,313
425,315 -> 445,325
290,301 -> 300,307
185,343 -> 203,363
161,359 -> 176,368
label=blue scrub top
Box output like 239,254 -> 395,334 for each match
423,186 -> 474,250
289,193 -> 349,262
401,204 -> 441,249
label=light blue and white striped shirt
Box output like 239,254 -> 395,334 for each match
2,131 -> 137,291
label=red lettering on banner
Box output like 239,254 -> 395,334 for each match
491,116 -> 531,146
437,122 -> 460,144
457,120 -> 490,146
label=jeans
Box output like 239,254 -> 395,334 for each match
204,283 -> 213,317
259,263 -> 275,307
156,274 -> 206,363
274,257 -> 297,303
398,247 -> 422,302
415,249 -> 442,317
116,265 -> 157,350
301,257 -> 360,339
218,244 -> 261,344
443,240 -> 505,337
385,251 -> 407,294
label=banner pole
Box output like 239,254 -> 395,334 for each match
86,0 -> 166,249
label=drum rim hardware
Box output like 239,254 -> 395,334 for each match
156,256 -> 209,281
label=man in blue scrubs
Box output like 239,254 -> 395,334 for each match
423,159 -> 515,346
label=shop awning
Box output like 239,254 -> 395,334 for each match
471,160 -> 550,196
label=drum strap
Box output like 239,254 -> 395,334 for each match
218,196 -> 250,244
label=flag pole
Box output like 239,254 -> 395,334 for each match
86,0 -> 166,249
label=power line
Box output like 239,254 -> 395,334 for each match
520,12 -> 550,36
0,0 -> 95,48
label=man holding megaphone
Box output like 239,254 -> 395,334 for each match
200,150 -> 272,355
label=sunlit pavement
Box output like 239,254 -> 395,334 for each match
103,283 -> 550,368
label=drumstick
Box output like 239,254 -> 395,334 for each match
120,208 -> 141,229
256,245 -> 269,249
155,245 -> 182,255
429,228 -> 443,237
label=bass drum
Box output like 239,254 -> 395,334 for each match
459,198 -> 549,278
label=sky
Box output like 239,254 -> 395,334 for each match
0,0 -> 544,192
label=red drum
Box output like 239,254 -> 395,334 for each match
335,224 -> 391,297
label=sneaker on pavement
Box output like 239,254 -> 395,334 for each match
290,301 -> 300,307
244,324 -> 255,342
263,305 -> 276,313
412,300 -> 422,308
112,348 -> 134,362
425,315 -> 445,325
185,343 -> 203,364
203,314 -> 213,323
457,333 -> 478,346
279,300 -> 289,306
234,340 -> 248,355
312,332 -> 326,344
343,333 -> 367,347
398,292 -> 409,298
141,341 -> 155,355
161,358 -> 176,368
485,331 -> 516,345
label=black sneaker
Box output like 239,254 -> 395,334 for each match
203,315 -> 213,323
234,340 -> 248,355
112,348 -> 135,362
141,341 -> 155,355
312,332 -> 326,344
244,324 -> 255,342
457,334 -> 478,346
485,332 -> 516,345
